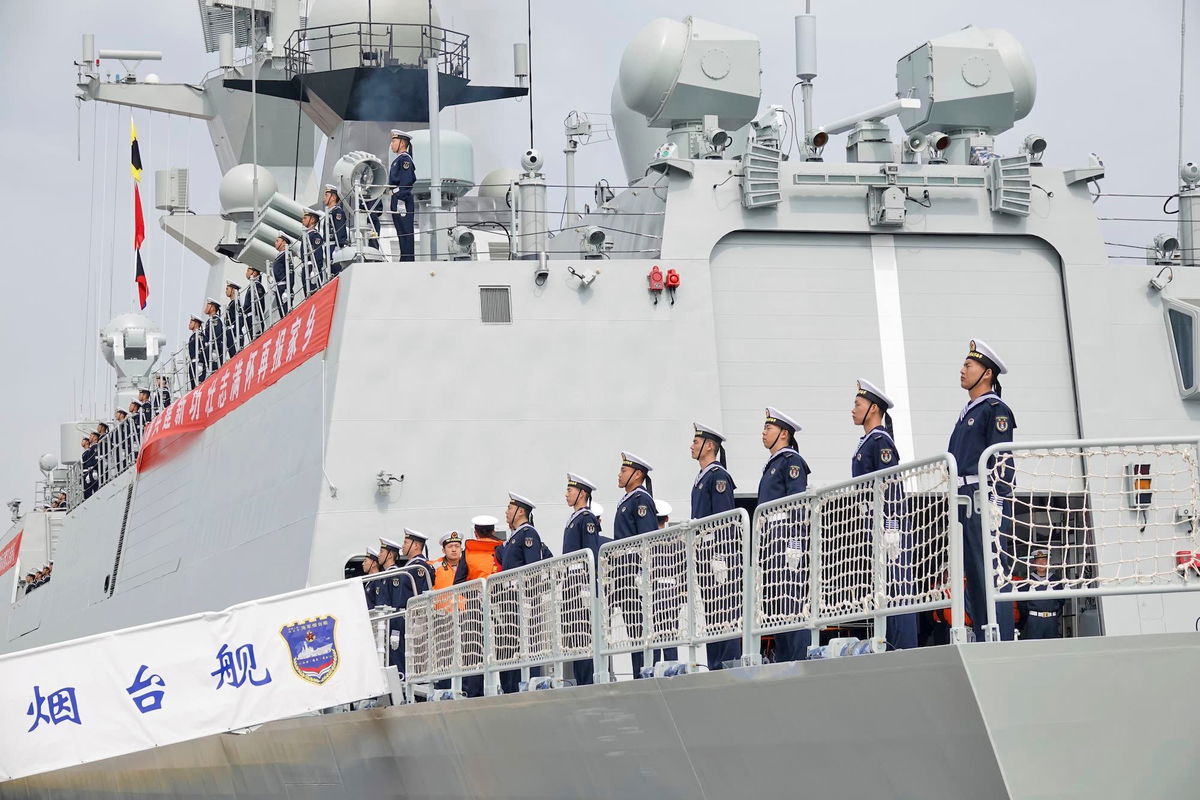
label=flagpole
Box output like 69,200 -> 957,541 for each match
250,2 -> 259,234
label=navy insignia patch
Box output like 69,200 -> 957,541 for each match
524,536 -> 534,548
586,522 -> 596,534
967,418 -> 975,426
788,465 -> 801,479
880,449 -> 893,464
392,578 -> 400,587
715,479 -> 728,493
280,616 -> 339,685
637,505 -> 648,517
996,416 -> 1009,432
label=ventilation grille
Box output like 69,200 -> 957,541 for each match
487,241 -> 512,261
480,286 -> 512,324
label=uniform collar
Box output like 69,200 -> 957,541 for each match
765,446 -> 799,467
855,426 -> 895,453
567,507 -> 594,524
513,522 -> 536,534
694,460 -> 724,485
959,392 -> 999,421
621,484 -> 650,503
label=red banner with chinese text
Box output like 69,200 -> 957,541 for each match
0,531 -> 22,578
136,278 -> 340,472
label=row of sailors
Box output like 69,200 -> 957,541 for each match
78,388 -> 169,499
185,187 -> 351,389
356,339 -> 1027,691
18,563 -> 52,595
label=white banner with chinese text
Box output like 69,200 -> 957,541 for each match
0,579 -> 385,782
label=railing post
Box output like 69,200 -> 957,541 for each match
684,523 -> 698,668
807,498 -> 822,655
638,539 -> 652,677
518,572 -> 530,689
871,475 -> 888,652
483,581 -> 498,696
978,452 -> 1001,643
590,551 -> 606,683
742,509 -> 760,665
450,595 -> 462,697
949,456 -> 968,644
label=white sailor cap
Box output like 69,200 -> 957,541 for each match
765,407 -> 801,432
302,206 -> 323,219
403,528 -> 428,543
365,545 -> 379,559
248,262 -> 265,273
656,500 -> 673,518
855,378 -> 894,410
189,313 -> 204,324
114,408 -> 127,416
693,422 -> 725,442
471,514 -> 499,529
567,472 -> 596,492
390,129 -> 412,140
380,536 -> 403,551
508,492 -> 536,511
323,183 -> 339,194
205,297 -> 221,308
225,280 -> 241,290
620,451 -> 653,472
591,502 -> 604,517
440,531 -> 463,547
1031,549 -> 1049,560
967,338 -> 1008,375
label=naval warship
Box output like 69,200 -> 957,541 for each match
2,0 -> 1200,797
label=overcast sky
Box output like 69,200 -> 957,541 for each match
0,0 -> 1193,507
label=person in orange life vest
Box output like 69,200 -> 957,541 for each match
433,531 -> 464,591
455,516 -> 505,697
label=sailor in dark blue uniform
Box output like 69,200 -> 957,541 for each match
223,281 -> 243,358
300,209 -> 327,291
202,298 -> 224,371
362,545 -> 381,609
562,473 -> 604,686
380,530 -> 432,679
269,235 -> 292,317
563,473 -> 603,559
851,378 -> 917,650
501,492 -> 549,569
757,407 -> 813,662
388,129 -> 417,262
186,314 -> 206,388
611,451 -> 671,677
690,423 -> 742,670
322,184 -> 349,248
949,338 -> 1017,642
1018,550 -> 1062,640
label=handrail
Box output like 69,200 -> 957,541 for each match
283,22 -> 470,80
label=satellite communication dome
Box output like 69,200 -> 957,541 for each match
38,454 -> 58,473
478,168 -> 520,201
896,26 -> 1037,136
218,163 -> 279,219
617,16 -> 761,130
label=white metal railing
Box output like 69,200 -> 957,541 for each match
485,550 -> 599,689
598,509 -> 750,670
749,455 -> 964,652
980,437 -> 1200,634
402,578 -> 487,697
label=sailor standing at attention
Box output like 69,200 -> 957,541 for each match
388,129 -> 417,262
562,473 -> 603,686
612,451 -> 669,677
186,314 -> 206,388
202,298 -> 225,370
501,492 -> 549,569
851,378 -> 917,650
362,545 -> 381,609
690,423 -> 741,670
223,281 -> 243,358
322,184 -> 349,273
380,530 -> 432,679
758,407 -> 812,662
949,339 -> 1017,642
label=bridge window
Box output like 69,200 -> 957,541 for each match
1164,298 -> 1200,398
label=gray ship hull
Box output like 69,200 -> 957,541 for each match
5,634 -> 1196,799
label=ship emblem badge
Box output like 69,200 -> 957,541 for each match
280,616 -> 340,685
996,416 -> 1009,432
586,522 -> 596,533
524,536 -> 534,547
637,505 -> 648,517
715,479 -> 727,493
881,449 -> 893,464
788,465 -> 801,479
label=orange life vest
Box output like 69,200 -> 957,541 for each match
462,538 -> 503,581
431,558 -> 459,591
